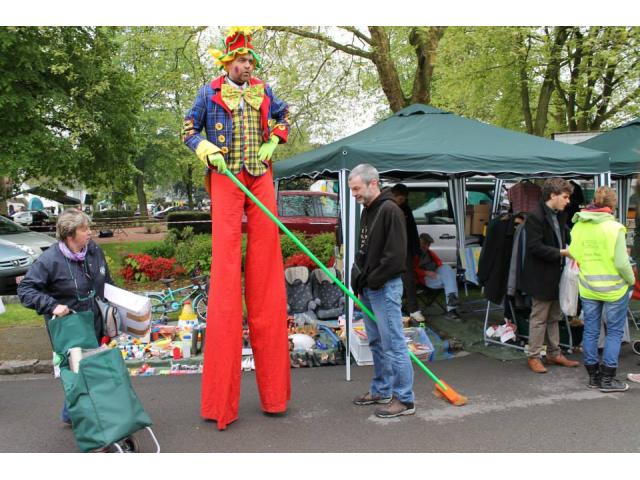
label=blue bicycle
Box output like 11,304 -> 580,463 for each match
145,275 -> 209,323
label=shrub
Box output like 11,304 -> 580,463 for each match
167,211 -> 211,234
143,241 -> 176,259
92,209 -> 135,220
144,223 -> 161,234
280,232 -> 304,261
175,234 -> 212,275
282,232 -> 336,271
307,232 -> 336,266
120,254 -> 185,282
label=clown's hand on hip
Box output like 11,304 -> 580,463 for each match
258,135 -> 279,162
195,140 -> 227,171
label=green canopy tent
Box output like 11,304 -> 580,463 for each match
577,118 -> 640,224
273,104 -> 610,376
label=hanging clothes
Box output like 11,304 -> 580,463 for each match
477,215 -> 518,304
507,180 -> 542,214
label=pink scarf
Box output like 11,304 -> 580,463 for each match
58,241 -> 87,262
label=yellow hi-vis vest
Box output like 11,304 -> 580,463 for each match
569,219 -> 627,301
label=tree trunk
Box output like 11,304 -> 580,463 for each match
134,172 -> 148,219
185,164 -> 194,209
0,177 -> 10,216
409,27 -> 445,105
517,33 -> 534,134
368,26 -> 407,112
533,27 -> 571,136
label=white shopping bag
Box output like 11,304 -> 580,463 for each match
104,284 -> 152,342
559,259 -> 580,316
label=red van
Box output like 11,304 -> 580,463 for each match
242,190 -> 339,235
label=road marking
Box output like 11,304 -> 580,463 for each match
415,390 -> 620,424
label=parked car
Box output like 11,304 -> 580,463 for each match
11,209 -> 56,232
241,190 -> 339,235
394,179 -> 495,265
0,239 -> 34,294
0,215 -> 57,259
153,205 -> 190,220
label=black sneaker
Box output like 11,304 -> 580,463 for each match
353,392 -> 393,406
374,397 -> 416,418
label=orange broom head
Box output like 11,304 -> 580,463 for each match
433,380 -> 468,406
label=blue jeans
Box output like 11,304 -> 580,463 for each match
360,277 -> 415,404
424,265 -> 459,311
581,292 -> 629,368
61,402 -> 71,424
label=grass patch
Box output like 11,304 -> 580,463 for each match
0,303 -> 42,327
101,240 -> 164,265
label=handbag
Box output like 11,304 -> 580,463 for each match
95,297 -> 121,338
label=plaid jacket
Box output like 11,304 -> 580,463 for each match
183,75 -> 290,174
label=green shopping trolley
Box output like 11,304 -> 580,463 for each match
49,310 -> 160,453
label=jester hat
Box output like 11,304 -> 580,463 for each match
209,27 -> 262,70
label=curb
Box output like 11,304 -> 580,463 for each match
0,359 -> 53,375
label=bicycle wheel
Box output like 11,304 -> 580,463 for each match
147,293 -> 168,323
193,294 -> 208,322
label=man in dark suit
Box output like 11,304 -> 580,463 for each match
521,178 -> 580,373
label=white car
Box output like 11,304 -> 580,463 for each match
0,215 -> 57,259
387,179 -> 496,265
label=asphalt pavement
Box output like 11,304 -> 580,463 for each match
2,350 -> 640,453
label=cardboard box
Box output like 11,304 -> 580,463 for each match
465,214 -> 472,236
472,203 -> 491,215
104,284 -> 152,341
471,213 -> 489,235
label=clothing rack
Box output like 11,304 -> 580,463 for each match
482,298 -> 575,353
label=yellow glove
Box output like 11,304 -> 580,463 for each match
195,140 -> 222,167
258,135 -> 280,162
207,153 -> 227,172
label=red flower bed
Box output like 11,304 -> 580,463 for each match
284,253 -> 335,271
120,254 -> 185,282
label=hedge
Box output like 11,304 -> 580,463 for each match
167,211 -> 211,234
92,209 -> 135,220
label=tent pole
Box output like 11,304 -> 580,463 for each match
339,169 -> 353,381
492,179 -> 504,218
616,177 -> 631,226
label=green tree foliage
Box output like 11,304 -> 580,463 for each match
266,26 -> 445,115
114,27 -> 212,214
0,27 -> 140,200
434,26 -> 640,136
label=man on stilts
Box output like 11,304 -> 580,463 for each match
182,26 -> 291,430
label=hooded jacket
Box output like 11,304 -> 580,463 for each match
354,190 -> 407,292
569,210 -> 634,288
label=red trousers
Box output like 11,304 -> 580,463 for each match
201,168 -> 291,430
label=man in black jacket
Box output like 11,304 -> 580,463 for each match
390,183 -> 425,324
348,164 -> 415,418
521,178 -> 579,373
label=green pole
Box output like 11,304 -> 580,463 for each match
223,169 -> 447,390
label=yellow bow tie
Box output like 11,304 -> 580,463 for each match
221,83 -> 265,111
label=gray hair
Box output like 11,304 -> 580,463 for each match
56,208 -> 91,240
348,164 -> 379,185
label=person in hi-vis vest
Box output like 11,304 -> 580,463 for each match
569,186 -> 634,393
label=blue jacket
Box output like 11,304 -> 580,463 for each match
183,75 -> 290,158
17,240 -> 112,338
